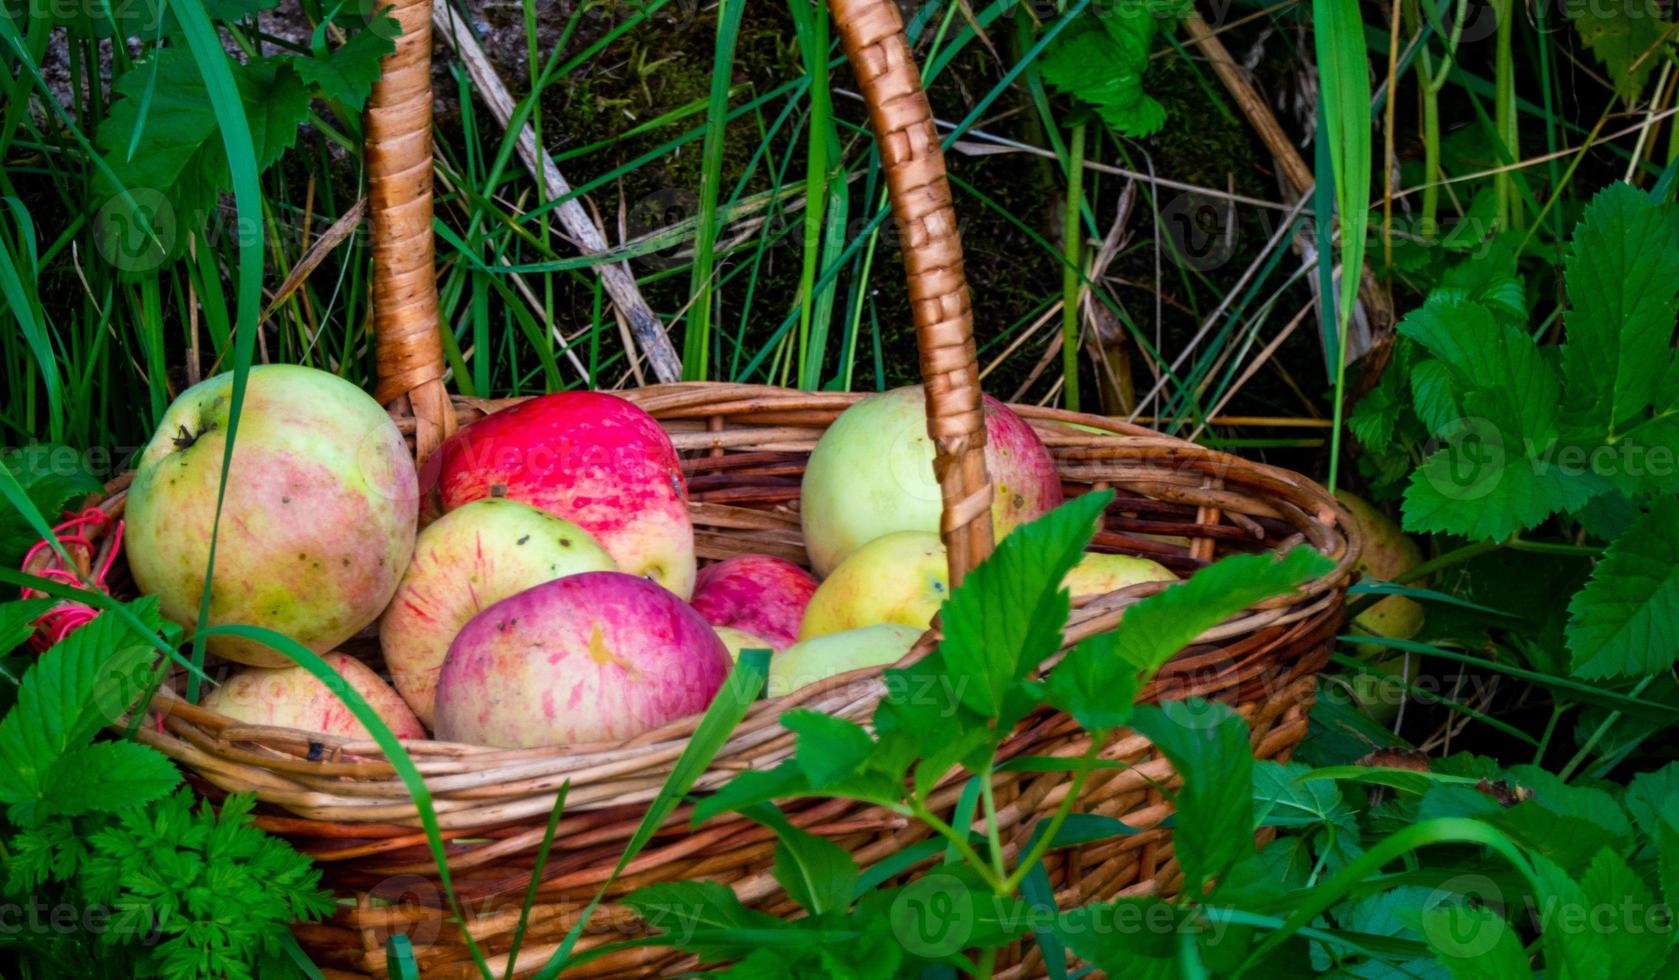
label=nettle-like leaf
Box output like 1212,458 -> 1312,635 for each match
938,490 -> 1111,717
293,16 -> 399,112
1568,496 -> 1679,678
94,49 -> 310,262
1416,904 -> 1534,980
0,600 -> 166,824
1037,1 -> 1188,137
623,881 -> 784,963
1568,0 -> 1673,103
1131,699 -> 1254,897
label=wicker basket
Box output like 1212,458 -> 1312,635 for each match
63,0 -> 1361,975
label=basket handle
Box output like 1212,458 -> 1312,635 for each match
366,0 -> 995,580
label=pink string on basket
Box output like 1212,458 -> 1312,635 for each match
20,506 -> 125,651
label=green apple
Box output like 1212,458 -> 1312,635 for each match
1064,552 -> 1176,596
1336,490 -> 1425,641
769,624 -> 924,697
380,498 -> 616,726
801,386 -> 1063,576
800,531 -> 949,639
127,365 -> 418,667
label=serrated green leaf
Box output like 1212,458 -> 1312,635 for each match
1053,898 -> 1180,979
37,740 -> 180,817
0,601 -> 162,822
1043,629 -> 1140,730
1568,0 -> 1673,103
752,809 -> 858,916
1577,847 -> 1668,979
1111,546 -> 1334,674
938,491 -> 1112,717
1131,699 -> 1253,896
1568,497 -> 1679,678
94,51 -> 310,258
292,19 -> 398,112
1037,3 -> 1186,137
1561,183 -> 1679,432
1411,359 -> 1462,434
1416,905 -> 1532,979
1403,448 -> 1600,542
622,880 -> 784,962
1400,297 -> 1560,445
0,598 -> 54,653
783,710 -> 876,788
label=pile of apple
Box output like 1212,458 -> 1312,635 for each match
127,367 -> 1178,750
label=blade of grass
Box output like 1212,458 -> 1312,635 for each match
1313,0 -> 1373,493
683,0 -> 747,380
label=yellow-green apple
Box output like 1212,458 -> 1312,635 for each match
203,653 -> 425,739
434,392 -> 696,597
800,531 -> 949,639
769,624 -> 923,697
713,625 -> 776,661
1336,490 -> 1425,641
801,386 -> 1063,576
690,555 -> 818,650
379,498 -> 616,726
433,572 -> 731,747
126,365 -> 417,667
1064,552 -> 1176,596
1336,490 -> 1425,721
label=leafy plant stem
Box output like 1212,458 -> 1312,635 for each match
1492,0 -> 1519,229
980,759 -> 1008,885
999,734 -> 1105,896
909,797 -> 1005,892
975,946 -> 997,979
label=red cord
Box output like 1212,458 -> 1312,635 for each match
20,507 -> 125,651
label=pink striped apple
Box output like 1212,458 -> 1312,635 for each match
433,572 -> 731,747
380,498 -> 616,726
689,554 -> 817,651
434,392 -> 696,597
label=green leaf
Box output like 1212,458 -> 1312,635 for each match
1037,2 -> 1187,137
1567,497 -> 1679,678
1400,297 -> 1560,447
0,598 -> 54,653
1577,847 -> 1669,979
752,808 -> 859,916
1568,0 -> 1673,103
0,601 -> 162,823
1131,699 -> 1254,896
1416,905 -> 1532,979
94,50 -> 310,253
1053,898 -> 1180,979
1111,546 -> 1334,674
37,739 -> 180,816
783,710 -> 876,788
1411,359 -> 1462,433
0,446 -> 101,565
1043,629 -> 1140,730
1403,447 -> 1599,542
938,491 -> 1111,716
292,19 -> 399,112
622,880 -> 784,962
1561,183 -> 1679,433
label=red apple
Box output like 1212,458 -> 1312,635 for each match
202,653 -> 425,739
801,386 -> 1063,575
434,392 -> 696,597
433,572 -> 731,747
689,555 -> 817,650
